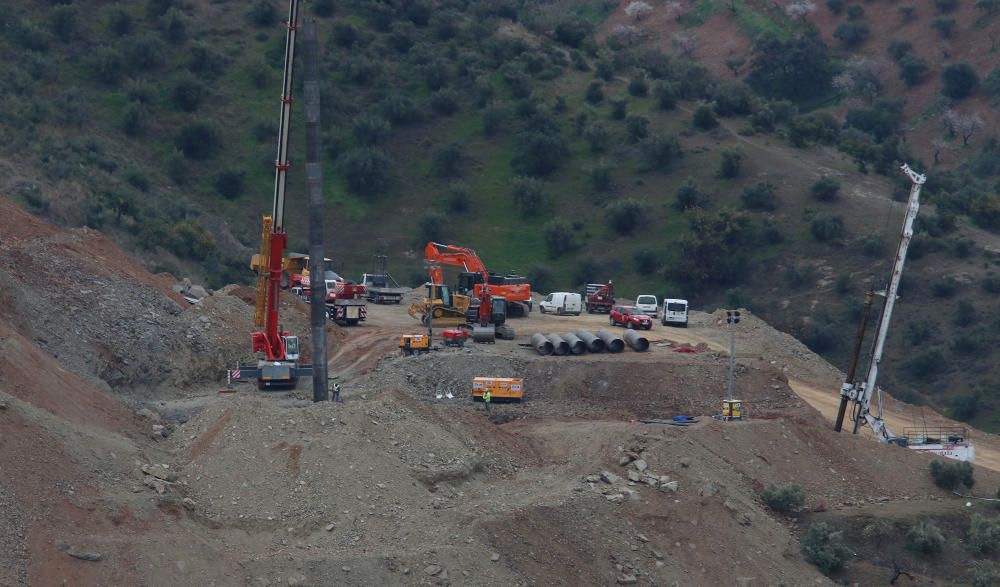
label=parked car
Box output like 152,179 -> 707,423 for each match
635,294 -> 658,317
661,298 -> 689,327
539,292 -> 582,315
609,305 -> 653,330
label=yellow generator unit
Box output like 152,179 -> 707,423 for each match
472,377 -> 524,403
399,334 -> 431,356
721,399 -> 744,421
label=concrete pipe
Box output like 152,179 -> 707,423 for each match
576,330 -> 606,353
622,329 -> 650,352
596,329 -> 625,353
530,333 -> 555,356
561,332 -> 587,355
546,334 -> 570,356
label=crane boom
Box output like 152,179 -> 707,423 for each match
272,0 -> 299,230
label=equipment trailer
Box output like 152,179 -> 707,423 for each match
362,255 -> 407,304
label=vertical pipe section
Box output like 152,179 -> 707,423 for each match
834,287 -> 874,431
303,19 -> 328,402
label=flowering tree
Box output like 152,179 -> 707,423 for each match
625,1 -> 654,21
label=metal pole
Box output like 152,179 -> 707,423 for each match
303,19 -> 328,403
727,324 -> 735,401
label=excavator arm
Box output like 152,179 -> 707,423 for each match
423,242 -> 487,284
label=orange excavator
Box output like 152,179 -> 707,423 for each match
423,242 -> 532,317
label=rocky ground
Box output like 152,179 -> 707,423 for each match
3,195 -> 1000,585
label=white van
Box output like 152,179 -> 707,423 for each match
635,294 -> 658,317
539,292 -> 582,316
661,298 -> 689,327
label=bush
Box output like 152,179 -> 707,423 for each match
628,71 -> 649,97
810,213 -> 844,241
827,0 -> 847,12
510,176 -> 547,217
379,93 -> 423,125
49,6 -> 79,42
511,130 -> 568,176
431,143 -> 466,178
908,520 -> 945,554
215,169 -> 246,199
834,273 -> 851,294
847,4 -> 865,19
942,63 -> 979,100
633,248 -> 658,275
951,334 -> 979,354
482,102 -> 507,137
674,178 -> 707,211
585,122 -> 610,154
125,169 -> 151,193
417,212 -> 446,243
803,313 -> 838,352
430,89 -> 460,116
762,484 -> 805,514
860,234 -> 885,256
166,221 -> 215,261
801,523 -> 850,574
171,73 -> 204,112
337,147 -> 393,195
741,182 -> 778,211
971,563 -> 1000,587
247,0 -> 277,27
638,135 -> 681,172
862,519 -> 894,547
626,115 -> 650,143
954,299 -> 976,326
653,81 -> 677,110
899,55 -> 929,87
887,39 -> 914,61
127,32 -> 166,72
162,8 -> 187,44
605,199 -> 646,235
930,16 -> 957,39
610,98 -> 627,120
811,176 -> 840,202
122,102 -> 147,137
587,163 -> 612,192
353,114 -> 391,146
982,274 -> 1000,294
175,122 -> 220,159
313,0 -> 334,17
447,184 -> 470,214
934,0 -> 959,11
108,7 -> 132,36
833,21 -> 870,47
718,148 -> 745,179
953,393 -> 980,422
692,102 -> 718,130
929,459 -> 975,490
543,219 -> 576,258
931,277 -> 957,297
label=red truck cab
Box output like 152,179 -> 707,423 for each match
609,305 -> 653,330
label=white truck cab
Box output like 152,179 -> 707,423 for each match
539,292 -> 582,316
661,298 -> 689,327
635,294 -> 658,317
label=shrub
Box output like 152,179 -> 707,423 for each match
417,212 -> 446,243
379,93 -> 423,125
982,274 -> 1000,294
543,219 -> 576,257
510,176 -> 547,217
337,147 -> 393,195
125,170 -> 151,192
811,176 -> 840,202
906,349 -> 944,378
810,213 -> 844,241
741,182 -> 778,211
247,0 -> 277,27
628,71 -> 649,97
638,135 -> 681,172
899,55 -> 929,87
610,98 -> 628,120
430,89 -> 460,116
930,16 -> 957,39
313,0 -> 334,17
971,563 -> 1000,587
942,63 -> 979,100
833,21 -> 870,47
953,393 -> 980,422
762,484 -> 805,513
929,459 -> 975,490
759,218 -> 784,244
482,102 -> 507,137
162,7 -> 187,44
49,6 -> 79,42
905,320 -> 931,344
954,299 -> 976,326
166,221 -> 215,261
511,130 -> 568,176
862,519 -> 894,547
801,523 -> 850,574
215,169 -> 246,199
898,4 -> 917,19
692,102 -> 718,130
595,58 -> 615,81
353,114 -> 391,146
127,32 -> 166,72
931,277 -> 957,297
146,0 -> 174,19
431,143 -> 465,178
860,234 -> 885,256
847,4 -> 865,19
108,7 -> 133,36
718,148 -> 745,179
674,178 -> 706,211
626,115 -> 650,143
122,102 -> 147,137
447,184 -> 470,214
585,122 -> 610,154
827,0 -> 847,12
633,248 -> 658,274
803,314 -> 838,352
908,520 -> 945,554
605,199 -> 646,235
834,273 -> 851,294
587,163 -> 612,191
887,39 -> 914,61
653,81 -> 677,110
934,0 -> 959,12
171,73 -> 204,112
175,122 -> 220,159
951,334 -> 979,354
527,264 -> 554,293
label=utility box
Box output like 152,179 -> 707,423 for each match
471,377 -> 524,402
721,399 -> 744,421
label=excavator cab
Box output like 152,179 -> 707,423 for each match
456,272 -> 482,296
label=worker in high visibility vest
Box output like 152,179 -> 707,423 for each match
483,388 -> 491,412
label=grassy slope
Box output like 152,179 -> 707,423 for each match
1,0 -> 998,428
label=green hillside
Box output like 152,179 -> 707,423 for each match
2,0 -> 999,429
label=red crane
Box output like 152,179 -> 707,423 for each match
230,0 -> 311,390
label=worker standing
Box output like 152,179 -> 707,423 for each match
483,388 -> 492,412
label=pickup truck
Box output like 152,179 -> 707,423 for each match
609,305 -> 653,330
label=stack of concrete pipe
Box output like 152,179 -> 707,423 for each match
529,329 -> 647,355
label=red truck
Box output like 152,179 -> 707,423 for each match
609,305 -> 653,330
